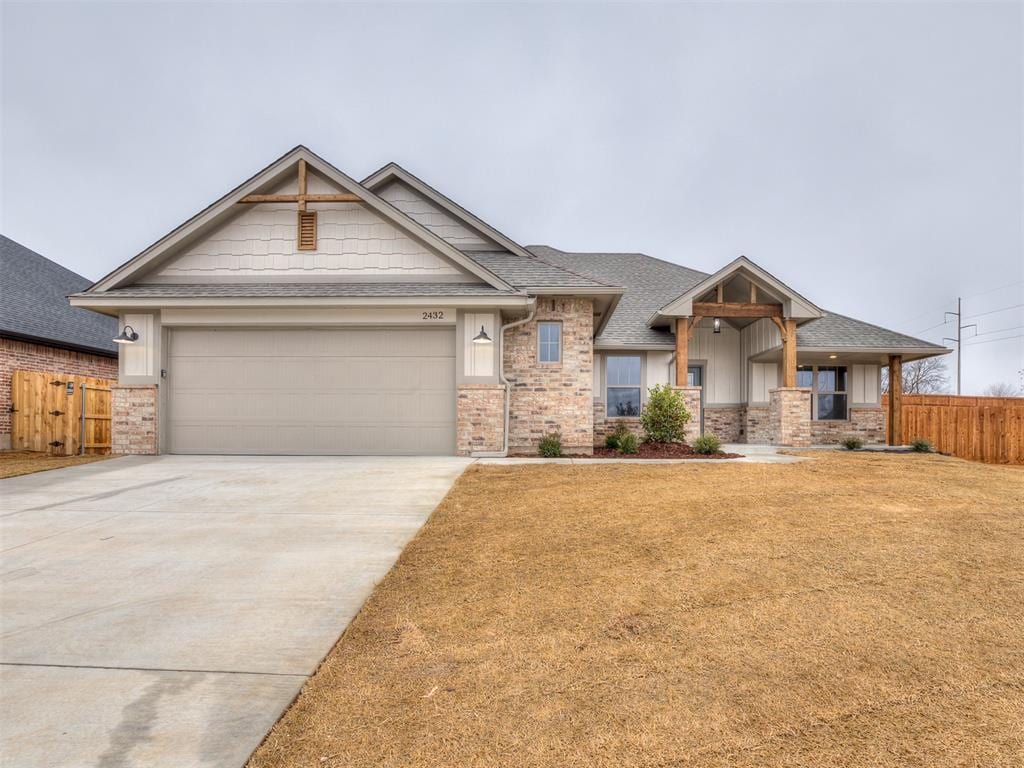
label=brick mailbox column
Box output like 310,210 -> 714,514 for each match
111,384 -> 159,455
768,387 -> 811,447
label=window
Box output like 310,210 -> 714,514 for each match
798,364 -> 848,420
538,322 -> 561,363
607,355 -> 641,417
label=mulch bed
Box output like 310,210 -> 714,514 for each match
592,442 -> 742,459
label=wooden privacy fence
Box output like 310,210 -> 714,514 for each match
883,394 -> 1024,465
10,370 -> 115,456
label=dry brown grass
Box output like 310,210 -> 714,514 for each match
249,452 -> 1024,768
0,450 -> 113,479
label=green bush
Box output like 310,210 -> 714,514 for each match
841,436 -> 864,451
618,432 -> 640,455
604,423 -> 632,450
692,433 -> 721,455
910,437 -> 933,453
538,431 -> 563,458
640,384 -> 691,444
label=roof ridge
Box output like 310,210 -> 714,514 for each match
522,250 -> 620,288
527,244 -> 710,279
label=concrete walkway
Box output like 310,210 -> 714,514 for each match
0,455 -> 471,768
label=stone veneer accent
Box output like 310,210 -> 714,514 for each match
679,386 -> 702,444
1,337 -> 117,449
808,407 -> 885,444
768,387 -> 812,447
704,405 -> 743,443
506,297 -> 594,455
745,405 -> 772,444
112,384 -> 159,455
456,384 -> 506,455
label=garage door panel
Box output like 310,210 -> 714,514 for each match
168,328 -> 457,455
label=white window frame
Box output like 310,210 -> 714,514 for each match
537,321 -> 562,364
605,354 -> 643,419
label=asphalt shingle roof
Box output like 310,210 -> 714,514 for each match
1,235 -> 116,355
529,245 -> 945,352
463,250 -> 617,289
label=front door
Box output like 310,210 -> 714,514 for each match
687,364 -> 705,435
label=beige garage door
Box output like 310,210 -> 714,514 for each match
167,327 -> 456,455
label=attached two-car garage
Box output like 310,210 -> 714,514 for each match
166,327 -> 456,455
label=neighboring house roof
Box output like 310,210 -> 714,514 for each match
0,235 -> 116,356
463,251 -> 619,291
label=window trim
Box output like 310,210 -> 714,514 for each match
537,321 -> 562,364
604,353 -> 644,419
798,363 -> 849,421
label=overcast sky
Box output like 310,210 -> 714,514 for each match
2,1 -> 1022,393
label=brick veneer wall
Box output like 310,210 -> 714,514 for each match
768,388 -> 812,447
808,407 -> 885,444
505,298 -> 594,454
1,337 -> 118,449
112,385 -> 159,455
679,386 -> 702,444
704,405 -> 743,442
593,402 -> 642,446
456,384 -> 505,455
745,405 -> 772,443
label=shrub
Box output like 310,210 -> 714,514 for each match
618,432 -> 640,455
692,433 -> 721,455
640,384 -> 691,444
538,431 -> 563,458
604,423 -> 632,450
841,436 -> 864,451
910,438 -> 933,453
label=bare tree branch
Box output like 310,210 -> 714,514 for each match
881,357 -> 950,395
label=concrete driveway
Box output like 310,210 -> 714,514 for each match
0,455 -> 471,768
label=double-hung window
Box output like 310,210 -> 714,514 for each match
606,355 -> 642,417
798,364 -> 848,420
538,322 -> 561,363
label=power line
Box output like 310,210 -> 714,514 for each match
963,334 -> 1024,347
898,281 -> 1024,329
963,303 -> 1024,321
914,318 -> 953,335
972,324 -> 1024,338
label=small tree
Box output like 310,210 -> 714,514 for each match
983,382 -> 1022,397
640,384 -> 691,444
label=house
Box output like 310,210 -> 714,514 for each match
68,147 -> 948,456
1,236 -> 118,450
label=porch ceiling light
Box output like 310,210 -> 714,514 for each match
472,325 -> 493,344
713,317 -> 721,334
113,325 -> 139,344
829,354 -> 837,359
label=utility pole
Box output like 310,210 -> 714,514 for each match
943,297 -> 977,395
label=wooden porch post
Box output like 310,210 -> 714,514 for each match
888,354 -> 903,445
675,318 -> 689,386
773,317 -> 798,387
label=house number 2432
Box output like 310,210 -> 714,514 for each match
421,311 -> 445,320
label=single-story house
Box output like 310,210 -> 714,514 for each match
1,236 -> 118,450
69,146 -> 948,456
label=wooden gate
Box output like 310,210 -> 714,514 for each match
10,370 -> 115,456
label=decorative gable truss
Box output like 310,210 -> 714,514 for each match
86,147 -> 515,292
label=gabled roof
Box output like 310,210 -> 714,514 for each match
464,251 -> 619,291
0,235 -> 116,355
362,162 -> 538,262
796,312 -> 948,352
86,146 -> 514,294
654,255 -> 822,323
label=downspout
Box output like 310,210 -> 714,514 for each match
471,300 -> 537,458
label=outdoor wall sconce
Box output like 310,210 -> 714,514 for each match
113,325 -> 139,344
712,317 -> 722,334
472,325 -> 493,344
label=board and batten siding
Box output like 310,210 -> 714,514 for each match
689,320 -> 742,404
147,171 -> 472,281
462,312 -> 496,378
376,180 -> 495,249
851,364 -> 880,405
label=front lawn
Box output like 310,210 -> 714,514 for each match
249,452 -> 1024,768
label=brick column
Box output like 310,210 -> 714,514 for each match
768,387 -> 811,447
677,386 -> 702,443
456,384 -> 505,456
112,384 -> 159,455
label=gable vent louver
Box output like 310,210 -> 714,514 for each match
297,210 -> 317,251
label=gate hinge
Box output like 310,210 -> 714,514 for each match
50,380 -> 66,387
49,410 -> 65,417
48,441 -> 64,448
